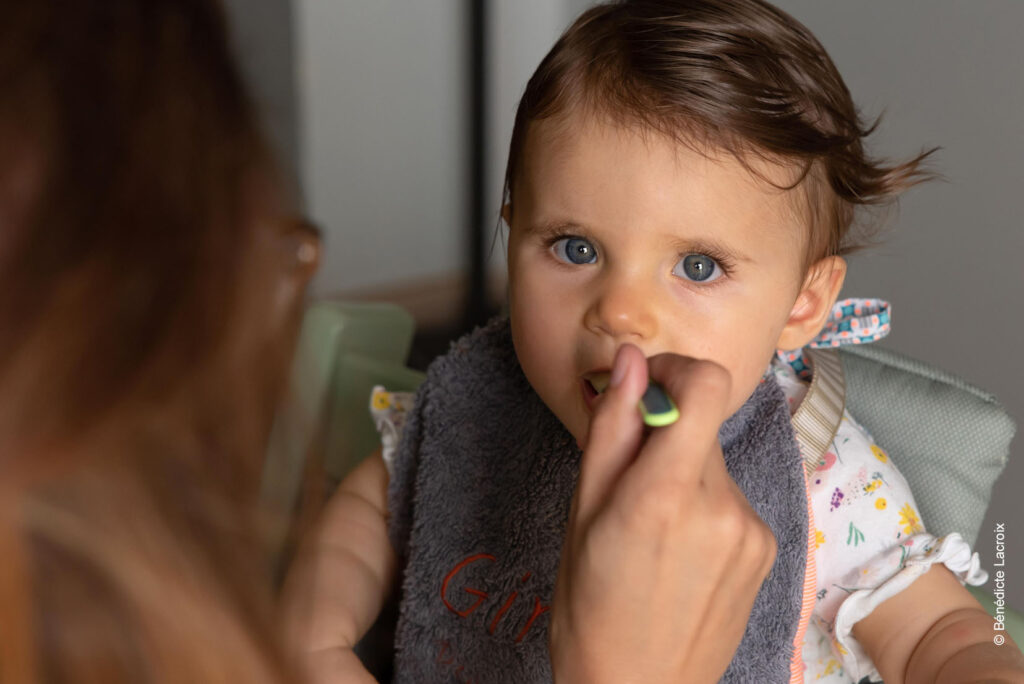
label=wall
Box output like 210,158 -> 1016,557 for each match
223,0 -> 300,178
293,0 -> 467,295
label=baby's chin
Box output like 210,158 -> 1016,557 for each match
562,414 -> 590,451
538,400 -> 585,450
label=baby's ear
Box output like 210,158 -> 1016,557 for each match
775,256 -> 847,351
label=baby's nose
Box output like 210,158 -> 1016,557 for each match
584,273 -> 659,341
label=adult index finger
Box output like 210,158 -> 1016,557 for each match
573,343 -> 649,526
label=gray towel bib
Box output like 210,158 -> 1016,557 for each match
387,318 -> 808,683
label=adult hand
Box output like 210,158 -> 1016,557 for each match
549,344 -> 777,684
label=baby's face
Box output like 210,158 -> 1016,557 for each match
507,112 -> 811,446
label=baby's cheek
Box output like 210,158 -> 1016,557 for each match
511,316 -> 559,389
729,350 -> 779,415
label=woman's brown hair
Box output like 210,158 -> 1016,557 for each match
0,1 -> 311,681
503,0 -> 938,269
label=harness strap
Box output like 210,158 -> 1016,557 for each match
787,347 -> 847,683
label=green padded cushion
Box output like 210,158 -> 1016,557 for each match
261,301 -> 425,566
839,345 -> 1015,548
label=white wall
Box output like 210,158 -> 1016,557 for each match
223,0 -> 299,179
294,0 -> 467,294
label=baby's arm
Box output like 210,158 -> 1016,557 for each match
282,450 -> 396,684
854,563 -> 1024,683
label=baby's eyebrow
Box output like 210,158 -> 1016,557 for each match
667,236 -> 754,265
524,219 -> 586,236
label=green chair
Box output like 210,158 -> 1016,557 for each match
261,300 -> 424,571
841,344 -> 1014,550
262,301 -> 1021,661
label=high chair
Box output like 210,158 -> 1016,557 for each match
262,299 -> 1022,667
260,300 -> 425,576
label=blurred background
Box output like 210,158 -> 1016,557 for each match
224,0 -> 1023,609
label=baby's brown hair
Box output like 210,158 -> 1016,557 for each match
503,0 -> 937,270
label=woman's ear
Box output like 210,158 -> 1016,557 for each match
775,256 -> 847,351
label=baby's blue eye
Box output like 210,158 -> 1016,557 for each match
673,254 -> 722,283
552,237 -> 597,265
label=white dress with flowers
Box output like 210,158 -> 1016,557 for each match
770,357 -> 987,683
774,299 -> 987,683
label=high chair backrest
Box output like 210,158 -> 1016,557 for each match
261,300 -> 425,568
839,344 -> 1015,549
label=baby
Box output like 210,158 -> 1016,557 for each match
287,1 -> 1024,682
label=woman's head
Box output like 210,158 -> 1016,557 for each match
0,0 -> 311,452
0,1 -> 316,680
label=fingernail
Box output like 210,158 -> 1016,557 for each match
610,347 -> 629,388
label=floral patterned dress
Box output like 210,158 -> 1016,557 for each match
772,300 -> 988,683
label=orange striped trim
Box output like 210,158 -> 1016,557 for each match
787,347 -> 845,683
790,466 -> 818,683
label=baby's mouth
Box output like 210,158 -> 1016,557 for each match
581,371 -> 612,411
585,371 -> 611,395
